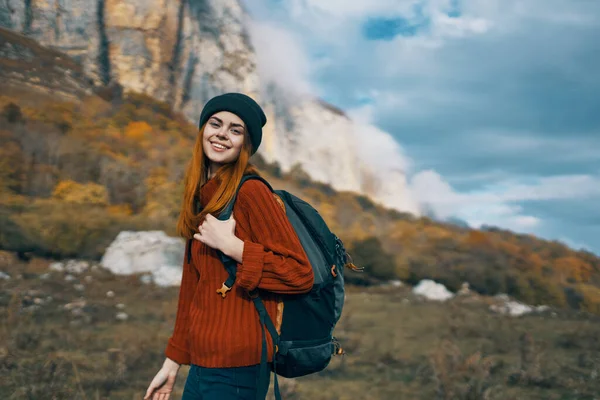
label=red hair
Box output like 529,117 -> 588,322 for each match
176,123 -> 261,239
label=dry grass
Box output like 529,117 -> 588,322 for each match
1,255 -> 599,400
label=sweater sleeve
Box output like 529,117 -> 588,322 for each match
233,180 -> 314,294
164,239 -> 198,365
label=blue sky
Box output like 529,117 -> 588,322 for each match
242,0 -> 600,256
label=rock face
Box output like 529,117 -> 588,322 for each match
100,231 -> 185,287
0,26 -> 95,100
0,0 -> 420,215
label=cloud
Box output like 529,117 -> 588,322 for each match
243,0 -> 600,254
410,169 -> 600,235
246,22 -> 315,96
347,104 -> 413,173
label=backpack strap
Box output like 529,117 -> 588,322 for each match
252,293 -> 281,400
215,174 -> 282,400
215,174 -> 274,297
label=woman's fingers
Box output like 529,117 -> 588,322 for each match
143,385 -> 154,400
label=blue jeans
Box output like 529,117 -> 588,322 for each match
181,364 -> 270,400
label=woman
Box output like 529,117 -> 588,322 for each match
144,93 -> 314,400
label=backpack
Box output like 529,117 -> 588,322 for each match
203,174 -> 361,399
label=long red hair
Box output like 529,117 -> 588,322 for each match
176,122 -> 261,239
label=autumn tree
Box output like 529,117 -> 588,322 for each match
52,179 -> 109,206
349,236 -> 397,281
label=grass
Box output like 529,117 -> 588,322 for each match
1,253 -> 599,400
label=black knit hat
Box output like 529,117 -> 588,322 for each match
198,93 -> 267,155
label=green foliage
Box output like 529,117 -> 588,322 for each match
7,199 -> 148,259
349,236 -> 397,281
2,102 -> 23,123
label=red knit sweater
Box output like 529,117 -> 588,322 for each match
165,176 -> 314,367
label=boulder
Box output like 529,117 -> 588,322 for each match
100,231 -> 185,287
413,279 -> 454,302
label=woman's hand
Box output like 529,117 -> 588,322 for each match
194,213 -> 238,254
144,358 -> 180,400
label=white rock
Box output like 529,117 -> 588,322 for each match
116,312 -> 129,321
64,274 -> 76,282
116,303 -> 126,310
106,290 -> 115,298
39,273 -> 50,280
389,280 -> 403,288
457,282 -> 471,295
65,260 -> 89,274
100,231 -> 185,287
0,271 -> 10,280
63,299 -> 86,310
74,284 -> 85,291
49,262 -> 64,272
490,301 -> 533,317
34,297 -> 44,305
489,294 -> 550,317
139,274 -> 153,285
413,279 -> 454,302
84,276 -> 93,284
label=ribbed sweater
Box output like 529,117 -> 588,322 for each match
165,175 -> 314,367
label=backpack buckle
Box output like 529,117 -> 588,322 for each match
216,282 -> 231,298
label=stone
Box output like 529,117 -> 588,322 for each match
63,299 -> 86,310
457,282 -> 471,295
101,231 -> 185,287
116,312 -> 129,321
106,290 -> 115,298
413,279 -> 454,302
49,262 -> 64,272
65,260 -> 89,274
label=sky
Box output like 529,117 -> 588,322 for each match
242,0 -> 600,256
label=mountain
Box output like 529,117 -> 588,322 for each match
0,0 -> 421,216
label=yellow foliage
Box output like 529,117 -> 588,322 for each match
107,204 -> 133,216
142,168 -> 180,219
555,256 -> 593,283
52,180 -> 109,206
125,121 -> 152,141
577,284 -> 600,314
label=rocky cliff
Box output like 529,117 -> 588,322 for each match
0,0 -> 420,215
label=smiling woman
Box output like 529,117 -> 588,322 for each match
143,93 -> 314,400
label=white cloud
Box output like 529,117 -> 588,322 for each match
244,0 -> 600,253
246,22 -> 315,96
410,170 -> 600,233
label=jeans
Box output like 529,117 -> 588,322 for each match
181,363 -> 270,400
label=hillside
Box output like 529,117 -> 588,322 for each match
1,76 -> 600,316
